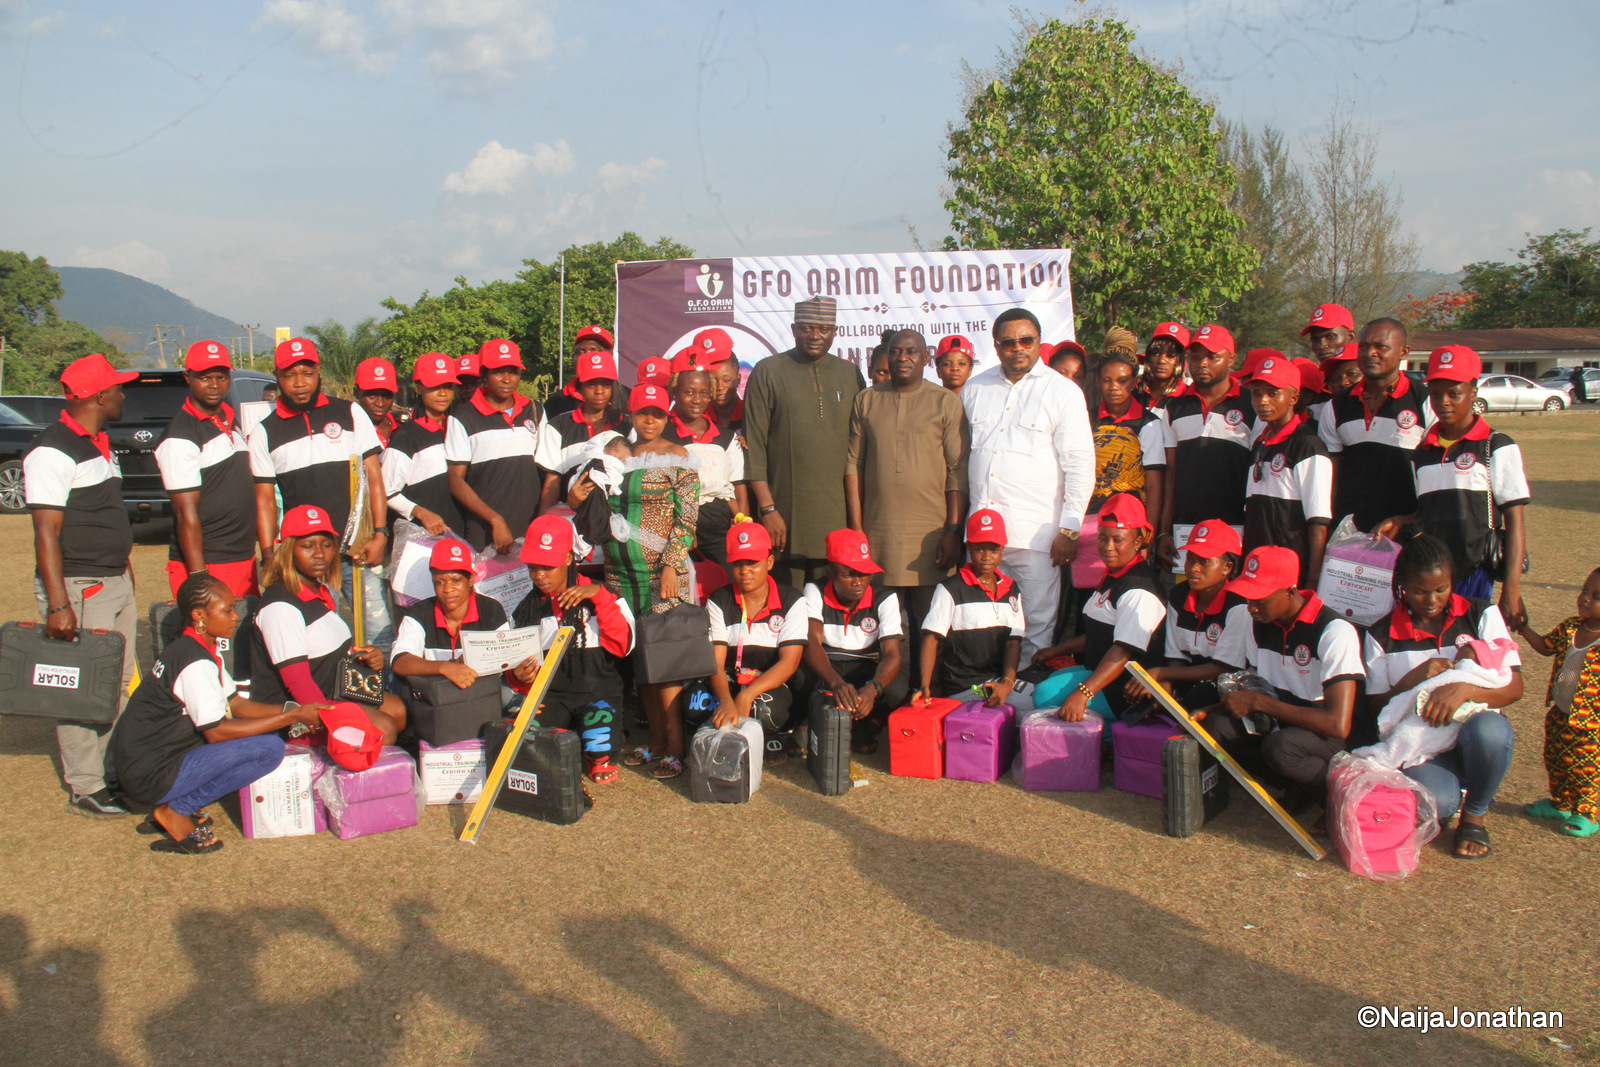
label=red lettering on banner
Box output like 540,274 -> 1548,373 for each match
985,264 -> 1001,290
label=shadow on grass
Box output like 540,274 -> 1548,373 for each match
765,785 -> 1539,1067
1527,481 -> 1600,514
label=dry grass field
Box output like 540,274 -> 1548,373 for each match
1,410 -> 1597,1066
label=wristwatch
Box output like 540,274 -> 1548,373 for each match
1058,528 -> 1079,540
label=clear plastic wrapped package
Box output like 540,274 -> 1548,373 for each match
688,718 -> 764,803
473,539 -> 532,617
1326,752 -> 1440,881
1316,517 -> 1402,626
313,744 -> 423,840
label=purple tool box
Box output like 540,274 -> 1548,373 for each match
1016,712 -> 1103,791
942,701 -> 1017,783
1111,715 -> 1182,799
319,745 -> 420,840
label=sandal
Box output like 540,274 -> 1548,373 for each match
1524,798 -> 1571,821
1452,821 -> 1492,859
622,747 -> 655,768
1559,815 -> 1600,838
150,826 -> 223,856
650,755 -> 683,780
136,812 -> 212,836
587,759 -> 619,785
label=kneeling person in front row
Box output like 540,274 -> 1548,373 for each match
913,508 -> 1021,708
111,574 -> 332,855
803,528 -> 908,755
1221,546 -> 1364,816
509,516 -> 636,784
685,520 -> 809,764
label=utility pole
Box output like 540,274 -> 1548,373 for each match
241,323 -> 261,370
557,254 -> 566,390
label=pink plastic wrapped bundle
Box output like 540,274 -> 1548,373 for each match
1326,753 -> 1440,881
473,540 -> 533,618
314,745 -> 424,840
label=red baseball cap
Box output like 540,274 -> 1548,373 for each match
1227,546 -> 1302,599
320,702 -> 383,772
428,538 -> 474,574
520,515 -> 574,567
1099,492 -> 1151,533
575,349 -> 619,383
636,356 -> 671,388
628,383 -> 671,413
60,353 -> 138,399
1190,324 -> 1235,355
413,353 -> 460,387
1183,520 -> 1242,559
1051,339 -> 1087,360
1246,352 -> 1300,392
574,325 -> 614,350
824,528 -> 883,574
457,353 -> 481,378
693,327 -> 734,364
479,338 -> 521,369
1301,303 -> 1354,336
1150,322 -> 1191,349
354,357 -> 397,392
274,337 -> 319,369
1426,345 -> 1481,383
936,334 -> 974,358
1293,357 -> 1325,394
280,504 -> 337,540
726,521 -> 773,563
966,508 -> 1007,545
1322,342 -> 1359,367
670,345 -> 712,375
185,340 -> 232,373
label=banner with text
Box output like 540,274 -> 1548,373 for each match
614,249 -> 1073,381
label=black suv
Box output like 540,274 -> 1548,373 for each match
0,368 -> 276,517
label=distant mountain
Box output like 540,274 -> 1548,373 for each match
1403,269 -> 1467,299
51,266 -> 250,366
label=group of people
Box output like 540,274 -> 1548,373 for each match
21,293 -> 1599,861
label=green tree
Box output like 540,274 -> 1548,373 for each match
1458,229 -> 1600,329
1217,122 -> 1315,354
517,232 -> 694,380
302,317 -> 390,395
379,276 -> 534,377
943,17 -> 1255,338
0,250 -> 64,341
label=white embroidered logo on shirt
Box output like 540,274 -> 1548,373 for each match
323,422 -> 342,440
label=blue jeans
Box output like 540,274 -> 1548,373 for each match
159,734 -> 286,816
1401,711 -> 1514,819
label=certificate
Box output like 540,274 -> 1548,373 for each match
460,626 -> 543,674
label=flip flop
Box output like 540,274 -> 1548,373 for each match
1559,815 -> 1599,838
150,826 -> 223,856
622,747 -> 655,768
1452,822 -> 1492,859
1523,798 -> 1571,821
136,812 -> 212,836
650,756 -> 683,780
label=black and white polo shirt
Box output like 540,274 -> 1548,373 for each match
551,406 -> 627,474
922,565 -> 1025,695
707,579 -> 808,679
23,413 -> 132,577
110,631 -> 236,805
664,411 -> 745,503
382,415 -> 463,532
1165,584 -> 1252,672
443,390 -> 561,550
1409,418 -> 1530,579
1082,557 -> 1167,671
247,395 -> 382,536
1242,414 -> 1333,569
802,581 -> 904,662
392,592 -> 509,662
1317,374 -> 1435,531
1166,380 -> 1258,526
511,576 -> 636,706
1362,595 -> 1519,700
249,580 -> 354,705
1246,591 -> 1364,706
155,399 -> 257,564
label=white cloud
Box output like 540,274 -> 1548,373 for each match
26,10 -> 62,34
379,0 -> 555,88
68,241 -> 170,281
441,139 -> 574,195
1410,168 -> 1600,271
593,157 -> 668,194
256,0 -> 394,76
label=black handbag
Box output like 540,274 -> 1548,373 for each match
334,654 -> 385,706
634,603 -> 716,684
405,673 -> 503,746
1478,439 -> 1529,582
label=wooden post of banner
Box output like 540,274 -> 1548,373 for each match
458,626 -> 574,845
1125,662 -> 1326,861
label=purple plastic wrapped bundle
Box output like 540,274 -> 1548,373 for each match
1111,715 -> 1181,799
942,701 -> 1017,783
1015,711 -> 1103,791
315,745 -> 422,840
1316,517 -> 1401,626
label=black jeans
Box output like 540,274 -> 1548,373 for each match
683,677 -> 796,743
886,584 -> 936,684
811,656 -> 910,740
1261,726 -> 1348,806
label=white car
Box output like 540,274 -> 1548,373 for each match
1474,374 -> 1569,414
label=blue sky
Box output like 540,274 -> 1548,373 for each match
3,0 -> 1597,332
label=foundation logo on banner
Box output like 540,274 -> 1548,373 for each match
682,263 -> 733,314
